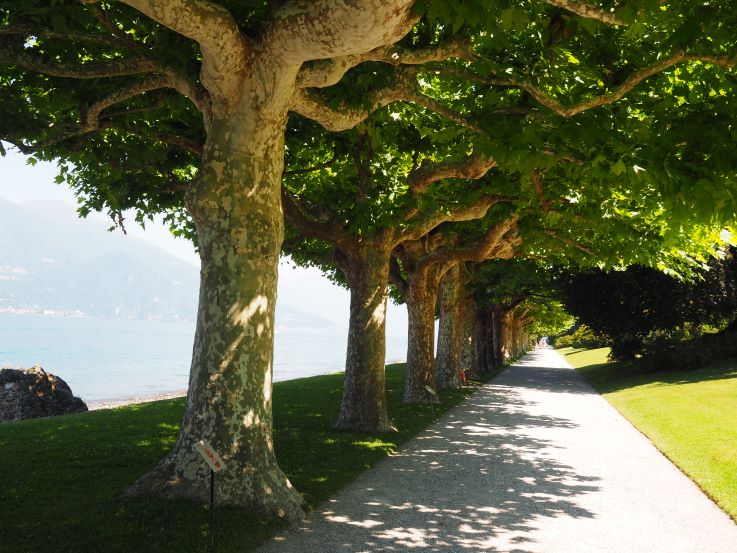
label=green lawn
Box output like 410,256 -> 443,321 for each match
0,363 -> 492,553
560,347 -> 737,521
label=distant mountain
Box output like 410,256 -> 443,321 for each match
0,196 -> 342,330
0,197 -> 201,321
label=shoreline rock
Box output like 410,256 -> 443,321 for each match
0,365 -> 88,422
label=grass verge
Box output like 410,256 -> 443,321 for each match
560,346 -> 737,521
0,363 -> 493,552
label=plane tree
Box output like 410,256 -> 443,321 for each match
288,0 -> 737,403
3,0 -> 737,519
390,214 -> 520,401
286,112 -> 727,406
468,258 -> 573,368
282,113 -> 506,425
430,161 -> 733,380
435,263 -> 467,388
0,0 -> 449,517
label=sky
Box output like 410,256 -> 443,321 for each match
0,147 -> 409,336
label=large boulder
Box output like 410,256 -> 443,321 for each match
0,366 -> 88,422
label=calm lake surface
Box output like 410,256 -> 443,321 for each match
0,314 -> 407,402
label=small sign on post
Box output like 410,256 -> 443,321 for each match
424,385 -> 439,414
195,440 -> 226,553
195,440 -> 226,473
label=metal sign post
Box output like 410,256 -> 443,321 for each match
195,440 -> 226,553
209,468 -> 215,553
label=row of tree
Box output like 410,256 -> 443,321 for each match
3,0 -> 737,520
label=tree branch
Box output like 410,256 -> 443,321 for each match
10,75 -> 177,154
421,217 -> 520,269
118,0 -> 249,101
389,255 -> 409,301
290,85 -> 405,131
87,3 -> 152,58
0,26 -> 121,47
502,294 -> 528,313
522,50 -> 737,117
291,75 -> 484,134
408,153 -> 496,195
0,24 -> 210,120
531,170 -> 558,212
164,70 -> 212,122
150,133 -> 203,156
399,196 -> 503,243
0,39 -> 156,78
402,87 -> 487,134
281,189 -> 350,248
60,119 -> 204,156
427,50 -> 737,119
264,0 -> 416,64
543,229 -> 594,255
541,0 -> 625,25
296,38 -> 473,89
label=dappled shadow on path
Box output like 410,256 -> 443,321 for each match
495,353 -> 597,396
263,372 -> 601,553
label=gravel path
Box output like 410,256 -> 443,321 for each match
257,348 -> 737,553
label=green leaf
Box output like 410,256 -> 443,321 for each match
500,8 -> 529,32
611,159 -> 627,176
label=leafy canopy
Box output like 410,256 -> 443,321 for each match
1,0 -> 737,261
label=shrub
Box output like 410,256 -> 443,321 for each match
554,324 -> 610,349
637,329 -> 737,372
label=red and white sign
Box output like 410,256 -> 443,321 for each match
195,440 -> 226,473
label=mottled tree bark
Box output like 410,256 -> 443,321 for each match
21,0 -> 441,519
404,265 -> 445,403
460,294 -> 474,375
436,264 -> 462,389
491,306 -> 504,367
472,305 -> 492,373
511,316 -> 520,357
126,110 -> 303,518
335,245 -> 394,432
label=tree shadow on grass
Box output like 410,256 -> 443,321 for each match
577,357 -> 737,395
1,363 -> 484,553
261,384 -> 601,553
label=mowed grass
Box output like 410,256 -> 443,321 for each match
0,363 -> 490,553
560,347 -> 737,521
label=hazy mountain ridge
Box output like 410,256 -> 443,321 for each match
0,196 -> 342,330
0,197 -> 200,321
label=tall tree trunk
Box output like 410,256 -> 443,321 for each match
460,295 -> 474,376
335,245 -> 394,432
436,264 -> 462,389
502,311 -> 513,362
125,111 -> 303,519
484,308 -> 496,370
404,266 -> 443,403
472,304 -> 488,373
491,306 -> 504,367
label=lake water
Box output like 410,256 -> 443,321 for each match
0,314 -> 407,402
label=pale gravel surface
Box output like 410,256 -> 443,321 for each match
257,348 -> 737,553
87,390 -> 186,411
